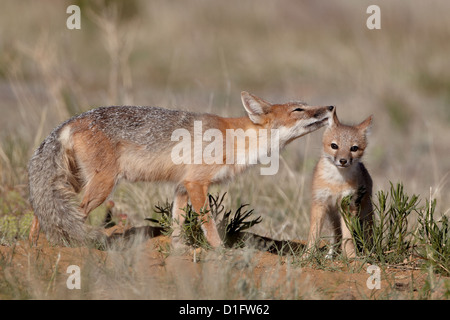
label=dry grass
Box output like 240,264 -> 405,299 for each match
0,0 -> 449,300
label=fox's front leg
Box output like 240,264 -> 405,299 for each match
184,181 -> 222,248
306,202 -> 328,255
171,184 -> 189,249
340,206 -> 357,259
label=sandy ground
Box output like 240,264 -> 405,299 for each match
1,226 -> 446,300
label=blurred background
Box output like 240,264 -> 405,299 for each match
0,0 -> 449,240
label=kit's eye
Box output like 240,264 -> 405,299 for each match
350,146 -> 359,152
293,108 -> 304,112
331,143 -> 339,150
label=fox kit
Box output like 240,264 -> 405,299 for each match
28,91 -> 334,248
306,108 -> 373,258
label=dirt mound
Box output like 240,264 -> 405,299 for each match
0,228 -> 447,300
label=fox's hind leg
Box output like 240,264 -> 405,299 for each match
72,128 -> 118,220
184,181 -> 222,248
325,208 -> 342,259
360,195 -> 374,250
80,173 -> 116,217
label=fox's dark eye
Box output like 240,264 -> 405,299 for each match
350,146 -> 359,152
331,143 -> 338,150
293,108 -> 304,112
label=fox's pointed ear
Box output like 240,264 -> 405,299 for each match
357,115 -> 373,135
328,106 -> 340,127
241,91 -> 272,124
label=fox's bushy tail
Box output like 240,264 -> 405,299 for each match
28,126 -> 105,246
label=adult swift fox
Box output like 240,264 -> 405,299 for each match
28,91 -> 334,248
306,108 -> 373,258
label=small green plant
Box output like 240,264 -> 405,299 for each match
341,182 -> 449,275
147,200 -> 209,248
148,200 -> 173,236
146,192 -> 262,248
416,198 -> 450,276
180,205 -> 210,249
209,192 -> 262,247
341,182 -> 419,264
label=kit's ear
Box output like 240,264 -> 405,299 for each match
328,106 -> 340,128
357,115 -> 373,136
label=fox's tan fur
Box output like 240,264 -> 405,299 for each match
306,109 -> 373,258
28,91 -> 334,248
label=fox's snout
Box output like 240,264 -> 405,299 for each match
313,105 -> 334,119
323,147 -> 356,168
335,156 -> 353,168
312,105 -> 334,117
